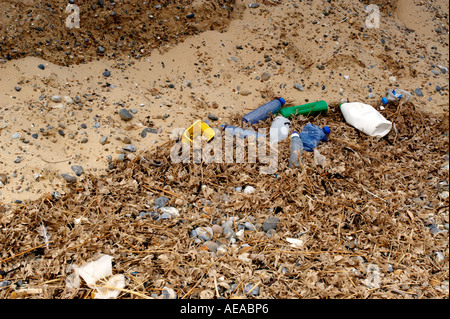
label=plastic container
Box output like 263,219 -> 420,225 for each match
299,123 -> 330,152
278,100 -> 328,118
382,89 -> 412,106
182,120 -> 215,144
269,115 -> 291,143
289,132 -> 303,168
242,98 -> 286,125
222,125 -> 266,139
340,102 -> 392,137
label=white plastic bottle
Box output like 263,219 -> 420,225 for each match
270,116 -> 291,143
339,102 -> 392,137
289,132 -> 303,168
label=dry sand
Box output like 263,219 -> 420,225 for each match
0,0 -> 448,300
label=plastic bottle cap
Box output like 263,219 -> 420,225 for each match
278,97 -> 286,106
381,97 -> 388,105
291,132 -> 299,138
323,126 -> 331,134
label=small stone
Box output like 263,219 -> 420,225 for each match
211,224 -> 223,235
31,133 -> 38,139
207,114 -> 218,121
223,227 -> 236,239
14,86 -> 21,92
414,88 -> 424,97
317,64 -> 325,70
204,240 -> 219,252
388,76 -> 396,83
102,70 -> 111,77
195,226 -> 213,241
119,108 -> 133,121
154,196 -> 169,208
99,136 -> 108,145
117,154 -> 126,161
244,222 -> 257,231
161,287 -> 177,299
71,165 -> 84,176
123,144 -> 136,152
159,212 -> 172,220
294,83 -> 304,91
436,85 -> 441,92
98,45 -> 105,54
262,216 -> 280,232
244,284 -> 260,296
260,72 -> 271,81
80,137 -> 88,143
61,174 -> 77,183
240,89 -> 251,96
12,133 -> 19,139
244,186 -> 256,194
249,3 -> 260,8
50,95 -> 62,102
186,13 -> 195,18
428,225 -> 441,235
0,173 -> 7,185
14,156 -> 22,163
38,64 -> 45,70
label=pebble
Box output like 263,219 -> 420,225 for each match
414,88 -> 424,97
99,136 -> 108,145
223,227 -> 237,240
186,13 -> 195,18
71,165 -> 84,176
243,186 -> 256,194
102,70 -> 111,77
50,95 -> 62,102
428,224 -> 441,234
260,72 -> 271,81
61,174 -> 77,183
249,3 -> 260,8
211,224 -> 223,235
159,212 -> 172,220
14,86 -> 21,92
195,226 -> 213,241
117,154 -> 126,161
203,240 -> 219,252
207,114 -> 218,121
244,284 -> 260,296
80,137 -> 88,143
38,64 -> 45,70
0,173 -> 7,185
14,156 -> 22,163
159,206 -> 180,217
123,144 -> 137,152
119,108 -> 133,121
244,221 -> 257,231
294,83 -> 304,91
436,85 -> 441,92
161,287 -> 177,299
154,196 -> 169,208
98,45 -> 105,54
262,216 -> 280,232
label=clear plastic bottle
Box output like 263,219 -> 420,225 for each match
382,89 -> 412,105
269,116 -> 291,143
299,123 -> 330,152
222,125 -> 265,139
289,132 -> 303,168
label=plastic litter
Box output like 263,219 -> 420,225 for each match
299,123 -> 330,152
270,115 -> 291,143
313,149 -> 327,167
182,120 -> 215,144
382,89 -> 412,106
242,98 -> 285,125
278,100 -> 328,118
288,132 -> 303,168
340,102 -> 392,137
222,125 -> 265,139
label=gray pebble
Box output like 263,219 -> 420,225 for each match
98,45 -> 105,54
80,137 -> 88,143
195,226 -> 213,241
117,154 -> 126,161
207,114 -> 218,121
294,83 -> 304,91
61,173 -> 77,183
223,227 -> 236,239
159,212 -> 172,220
204,240 -> 219,252
14,86 -> 21,92
123,144 -> 136,152
99,136 -> 108,145
244,284 -> 260,296
154,196 -> 169,208
119,108 -> 133,121
414,88 -> 424,97
50,95 -> 62,102
14,156 -> 22,163
262,216 -> 280,232
429,225 -> 441,235
129,108 -> 138,114
249,3 -> 260,8
70,165 -> 84,176
102,70 -> 111,77
244,221 -> 257,231
38,64 -> 45,70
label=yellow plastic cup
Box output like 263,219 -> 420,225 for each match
182,120 -> 215,144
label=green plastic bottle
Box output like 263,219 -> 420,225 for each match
278,100 -> 328,118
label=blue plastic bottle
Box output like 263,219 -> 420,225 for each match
242,98 -> 286,125
299,123 -> 330,152
222,125 -> 266,139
